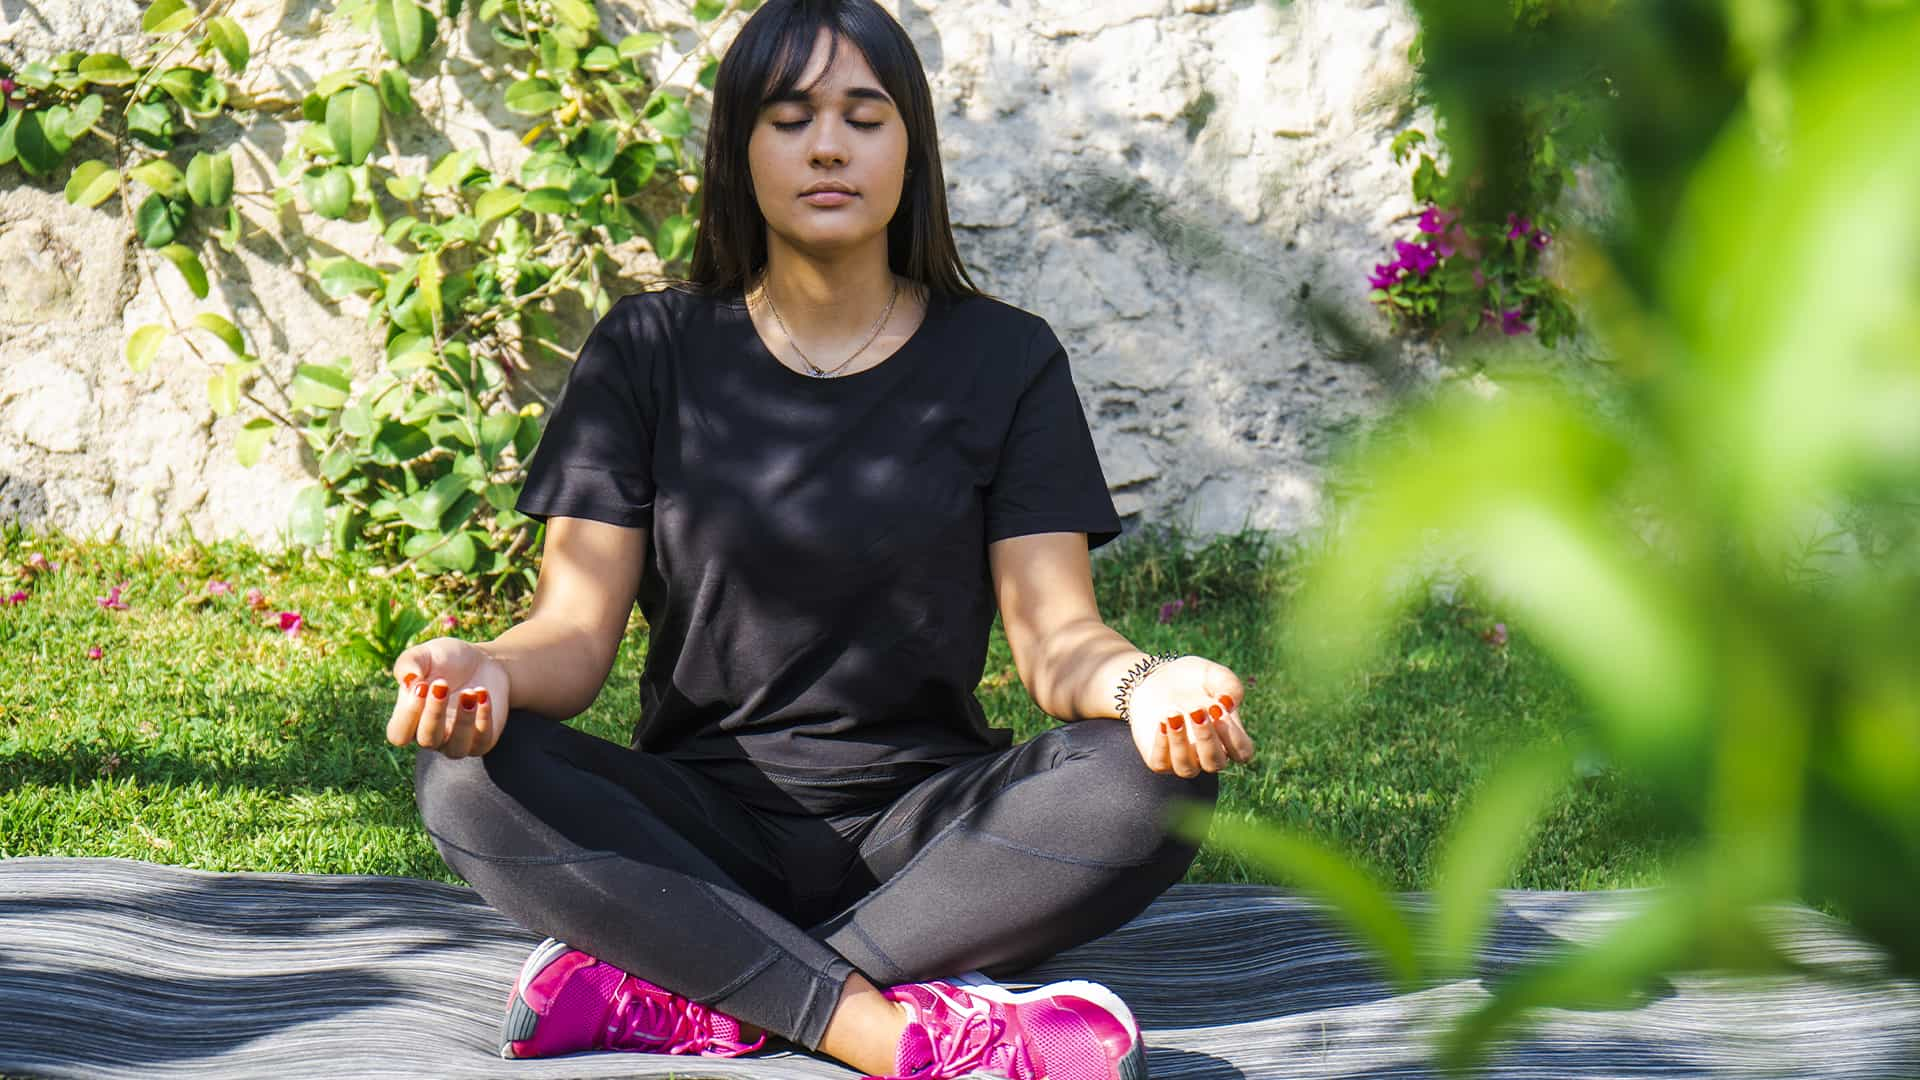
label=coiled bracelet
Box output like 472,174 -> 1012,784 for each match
1114,652 -> 1186,725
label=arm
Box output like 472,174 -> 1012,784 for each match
988,531 -> 1255,776
479,515 -> 649,722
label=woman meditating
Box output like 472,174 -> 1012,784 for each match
386,1 -> 1256,1076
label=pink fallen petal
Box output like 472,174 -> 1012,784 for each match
441,614 -> 458,629
26,554 -> 50,572
208,580 -> 234,596
5,590 -> 26,605
279,611 -> 304,638
86,646 -> 104,660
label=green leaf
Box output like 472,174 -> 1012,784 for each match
372,421 -> 432,465
289,485 -> 330,547
157,66 -> 227,116
412,529 -> 478,573
654,213 -> 695,263
581,44 -> 619,72
11,110 -> 61,177
385,174 -> 424,202
418,249 -> 443,333
292,363 -> 353,411
206,358 -> 257,417
697,57 -> 718,91
400,472 -> 470,530
425,147 -> 477,191
1193,810 -> 1423,992
134,194 -> 185,246
479,411 -> 520,465
473,184 -> 523,224
125,101 -> 176,150
643,93 -> 691,139
504,77 -> 564,116
327,84 -> 381,166
76,53 -> 136,86
191,312 -> 246,356
129,157 -> 187,199
539,33 -> 579,74
550,0 -> 596,31
313,69 -> 362,98
63,93 -> 105,140
235,417 -> 275,467
303,166 -> 353,219
375,0 -> 431,64
617,32 -> 664,60
0,108 -> 19,168
317,256 -> 385,298
611,142 -> 656,190
521,186 -> 572,215
159,243 -> 209,298
64,160 -> 121,208
692,0 -> 724,22
185,150 -> 233,207
205,15 -> 250,72
377,67 -> 416,115
571,121 -> 618,175
142,0 -> 197,35
126,324 -> 168,372
1425,741 -> 1575,979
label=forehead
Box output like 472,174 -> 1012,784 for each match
765,26 -> 887,104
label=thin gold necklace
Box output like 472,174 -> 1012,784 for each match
754,272 -> 900,378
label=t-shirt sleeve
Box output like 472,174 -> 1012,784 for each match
984,320 -> 1125,552
515,297 -> 656,528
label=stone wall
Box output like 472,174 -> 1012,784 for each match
0,0 -> 1440,552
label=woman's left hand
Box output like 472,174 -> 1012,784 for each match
1125,655 -> 1255,778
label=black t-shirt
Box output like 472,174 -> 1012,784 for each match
514,283 -> 1122,811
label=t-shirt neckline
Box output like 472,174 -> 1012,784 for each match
729,284 -> 944,384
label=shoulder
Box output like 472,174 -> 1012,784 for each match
603,283 -> 727,347
939,291 -> 1062,374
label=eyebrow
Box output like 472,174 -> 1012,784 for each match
762,86 -> 895,108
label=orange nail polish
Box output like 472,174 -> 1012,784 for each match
457,690 -> 477,711
402,672 -> 418,688
1168,714 -> 1185,731
431,683 -> 448,701
476,688 -> 490,706
1190,708 -> 1209,726
1208,704 -> 1224,719
414,682 -> 428,699
1219,694 -> 1236,710
1158,720 -> 1168,733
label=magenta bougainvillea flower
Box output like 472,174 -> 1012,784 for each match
1157,598 -> 1184,624
86,646 -> 104,661
1368,262 -> 1402,290
1531,229 -> 1551,251
1393,239 -> 1439,277
1506,213 -> 1532,240
3,590 -> 27,605
441,613 -> 458,629
1417,206 -> 1458,234
278,611 -> 304,638
97,582 -> 130,611
1485,622 -> 1509,647
1501,309 -> 1533,336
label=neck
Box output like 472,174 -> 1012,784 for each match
753,239 -> 904,342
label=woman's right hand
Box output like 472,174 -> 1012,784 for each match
387,638 -> 511,759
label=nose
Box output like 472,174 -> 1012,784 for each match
807,117 -> 849,170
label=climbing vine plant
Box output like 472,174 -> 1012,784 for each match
0,0 -> 756,601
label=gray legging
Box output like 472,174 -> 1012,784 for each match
414,710 -> 1219,1051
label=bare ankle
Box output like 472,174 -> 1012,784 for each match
818,973 -> 913,1076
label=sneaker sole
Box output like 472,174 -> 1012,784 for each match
955,979 -> 1149,1080
499,937 -> 576,1059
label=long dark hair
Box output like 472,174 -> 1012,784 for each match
670,0 -> 985,302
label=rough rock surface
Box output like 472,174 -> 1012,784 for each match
0,0 -> 1452,553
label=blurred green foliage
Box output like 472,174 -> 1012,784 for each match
1222,0 -> 1920,1073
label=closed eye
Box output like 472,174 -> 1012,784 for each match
772,119 -> 883,131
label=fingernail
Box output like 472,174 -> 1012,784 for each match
1208,703 -> 1223,720
1168,714 -> 1185,731
476,688 -> 490,706
1158,719 -> 1169,734
1218,694 -> 1236,710
457,689 -> 477,711
431,682 -> 448,701
402,673 -> 418,688
1190,708 -> 1209,726
414,682 -> 428,699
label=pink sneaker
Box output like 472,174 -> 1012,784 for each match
875,978 -> 1147,1080
499,937 -> 768,1060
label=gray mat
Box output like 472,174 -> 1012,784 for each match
2,857 -> 1917,1079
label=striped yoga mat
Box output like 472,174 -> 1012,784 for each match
2,857 -> 1916,1078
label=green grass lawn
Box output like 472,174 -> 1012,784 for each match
0,518 -> 1684,893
